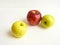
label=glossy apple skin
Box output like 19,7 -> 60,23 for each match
11,21 -> 27,38
41,14 -> 55,28
27,10 -> 42,25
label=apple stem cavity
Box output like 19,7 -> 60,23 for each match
44,21 -> 47,24
20,23 -> 23,26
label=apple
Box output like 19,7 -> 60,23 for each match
40,14 -> 55,28
11,21 -> 27,38
27,10 -> 42,25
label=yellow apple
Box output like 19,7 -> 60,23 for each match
41,14 -> 55,28
11,21 -> 27,38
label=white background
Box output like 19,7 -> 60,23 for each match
0,0 -> 60,45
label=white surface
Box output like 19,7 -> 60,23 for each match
0,0 -> 60,45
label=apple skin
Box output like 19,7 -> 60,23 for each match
41,14 -> 55,28
11,21 -> 27,38
27,10 -> 42,25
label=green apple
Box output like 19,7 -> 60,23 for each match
11,21 -> 27,38
41,14 -> 55,28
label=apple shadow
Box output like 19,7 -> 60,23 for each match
38,23 -> 42,27
7,30 -> 15,38
38,23 -> 45,29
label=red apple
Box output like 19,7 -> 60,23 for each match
27,10 -> 42,25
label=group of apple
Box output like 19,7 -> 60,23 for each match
11,10 -> 55,38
